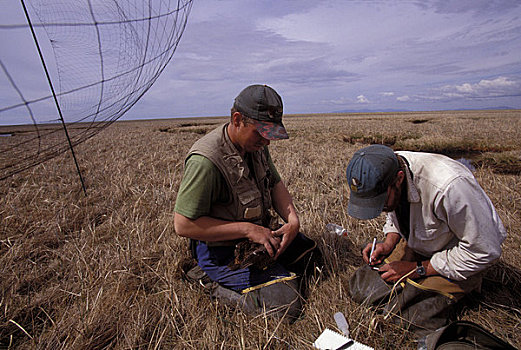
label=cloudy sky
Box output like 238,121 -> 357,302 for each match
1,0 -> 521,125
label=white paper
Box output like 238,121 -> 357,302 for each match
313,328 -> 374,350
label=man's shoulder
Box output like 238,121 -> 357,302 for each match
400,151 -> 473,184
188,123 -> 233,163
190,124 -> 226,149
187,153 -> 213,165
185,154 -> 219,174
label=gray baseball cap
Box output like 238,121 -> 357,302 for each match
345,144 -> 399,219
233,84 -> 288,140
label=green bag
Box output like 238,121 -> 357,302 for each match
421,320 -> 517,350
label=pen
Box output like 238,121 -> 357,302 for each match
336,340 -> 354,350
369,237 -> 377,264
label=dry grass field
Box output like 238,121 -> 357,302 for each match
1,110 -> 520,349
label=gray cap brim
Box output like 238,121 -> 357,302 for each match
347,190 -> 387,220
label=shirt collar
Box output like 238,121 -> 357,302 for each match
400,155 -> 420,203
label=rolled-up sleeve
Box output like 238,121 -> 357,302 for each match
430,176 -> 507,280
383,212 -> 403,237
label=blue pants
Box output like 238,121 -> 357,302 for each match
195,242 -> 292,292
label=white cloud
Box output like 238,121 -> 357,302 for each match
401,76 -> 521,107
323,96 -> 352,105
477,76 -> 517,89
455,83 -> 473,93
381,92 -> 395,97
440,76 -> 520,98
357,95 -> 369,103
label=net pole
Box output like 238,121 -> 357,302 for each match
20,0 -> 88,196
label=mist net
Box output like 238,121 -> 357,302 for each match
0,0 -> 192,180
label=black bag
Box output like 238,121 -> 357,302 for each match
278,232 -> 321,275
422,320 -> 517,350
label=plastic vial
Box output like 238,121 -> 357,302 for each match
416,336 -> 427,350
326,223 -> 348,236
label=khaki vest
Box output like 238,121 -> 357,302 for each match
187,123 -> 274,229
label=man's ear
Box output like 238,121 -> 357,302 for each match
395,170 -> 405,187
231,111 -> 243,127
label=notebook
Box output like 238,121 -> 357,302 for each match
313,328 -> 374,350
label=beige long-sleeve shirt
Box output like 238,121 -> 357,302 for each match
383,151 -> 507,281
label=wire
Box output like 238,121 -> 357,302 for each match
0,0 -> 193,185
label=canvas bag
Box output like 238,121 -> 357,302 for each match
349,264 -> 457,337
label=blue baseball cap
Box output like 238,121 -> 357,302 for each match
345,144 -> 399,219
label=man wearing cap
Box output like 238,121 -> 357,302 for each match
174,84 -> 320,321
346,144 -> 506,335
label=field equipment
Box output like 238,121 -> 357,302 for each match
1,0 -> 193,191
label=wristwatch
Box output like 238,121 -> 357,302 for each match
416,261 -> 426,277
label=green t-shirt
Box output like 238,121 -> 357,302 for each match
174,152 -> 281,220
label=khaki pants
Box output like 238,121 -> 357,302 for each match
387,240 -> 482,300
350,240 -> 482,337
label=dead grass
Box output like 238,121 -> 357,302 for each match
1,110 -> 520,349
158,121 -> 220,135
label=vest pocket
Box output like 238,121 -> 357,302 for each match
244,206 -> 262,219
236,185 -> 259,205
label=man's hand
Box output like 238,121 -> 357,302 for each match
362,241 -> 394,265
270,180 -> 300,259
362,232 -> 401,265
174,213 -> 282,257
245,223 -> 281,257
272,221 -> 298,259
378,261 -> 417,283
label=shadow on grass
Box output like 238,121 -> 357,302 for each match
319,233 -> 363,276
466,260 -> 521,309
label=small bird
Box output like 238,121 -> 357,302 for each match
228,240 -> 275,271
